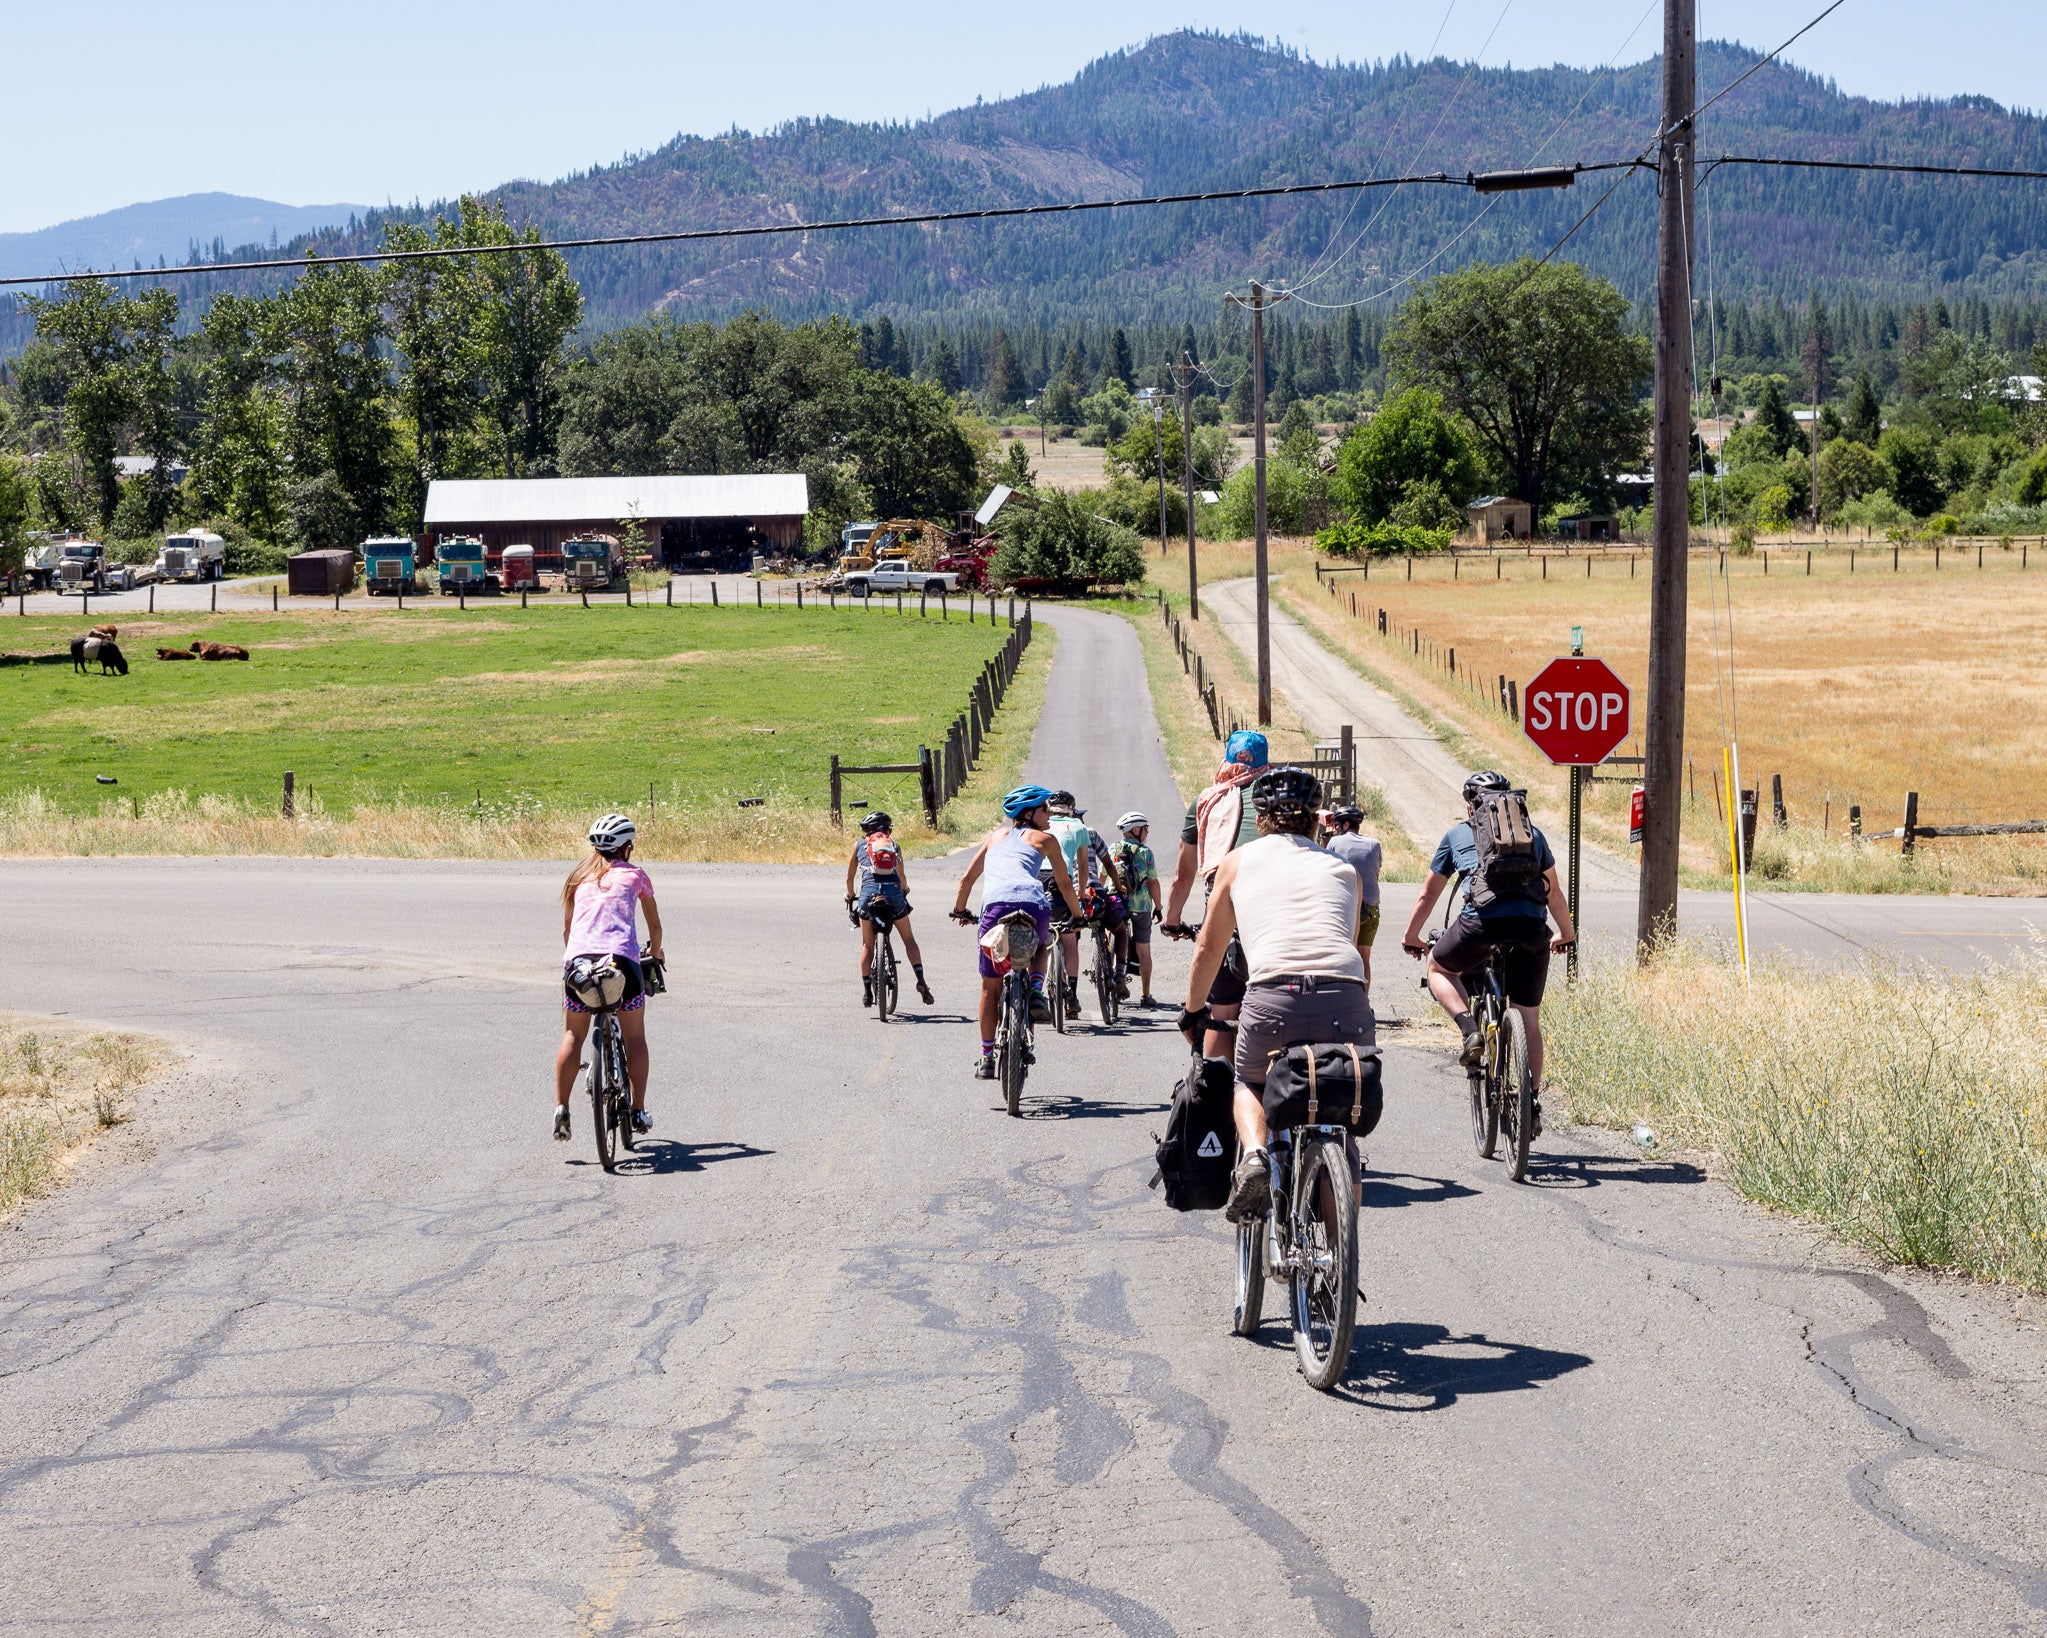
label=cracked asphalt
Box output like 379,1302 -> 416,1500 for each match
2,607 -> 2044,1634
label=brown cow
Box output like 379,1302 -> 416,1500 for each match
89,624 -> 118,641
156,647 -> 197,660
190,641 -> 250,661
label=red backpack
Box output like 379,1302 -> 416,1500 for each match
866,831 -> 900,874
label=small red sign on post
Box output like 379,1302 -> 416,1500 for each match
1629,785 -> 1645,844
1523,657 -> 1631,767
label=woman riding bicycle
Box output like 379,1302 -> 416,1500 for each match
553,813 -> 664,1143
844,809 -> 934,1008
951,784 -> 1084,1081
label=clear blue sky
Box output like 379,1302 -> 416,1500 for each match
10,1 -> 2040,234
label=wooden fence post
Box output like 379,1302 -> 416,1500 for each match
1901,790 -> 1918,857
919,746 -> 938,825
282,770 -> 295,820
1772,773 -> 1787,830
1339,724 -> 1354,804
1849,804 -> 1862,840
757,581 -> 763,607
829,755 -> 843,828
712,582 -> 719,607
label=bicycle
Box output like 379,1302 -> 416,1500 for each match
1046,915 -> 1072,1035
1425,929 -> 1535,1182
1231,1112 -> 1360,1393
852,898 -> 902,1022
584,1003 -> 634,1173
1086,911 -> 1122,1027
965,909 -> 1040,1117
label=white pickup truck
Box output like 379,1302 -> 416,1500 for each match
844,560 -> 960,597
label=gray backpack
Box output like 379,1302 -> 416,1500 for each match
1467,789 -> 1541,910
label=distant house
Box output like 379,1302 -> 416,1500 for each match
1466,496 -> 1532,542
1556,514 -> 1620,542
421,474 -> 809,572
113,455 -> 190,486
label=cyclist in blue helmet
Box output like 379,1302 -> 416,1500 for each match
951,785 -> 1084,1080
1164,728 -> 1268,1061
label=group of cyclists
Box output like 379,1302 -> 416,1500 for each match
547,734 -> 1577,1208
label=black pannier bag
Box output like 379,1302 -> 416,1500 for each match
1261,1042 -> 1383,1134
1151,1056 -> 1237,1210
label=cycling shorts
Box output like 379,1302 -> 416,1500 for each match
978,900 -> 1051,980
1205,932 -> 1249,1009
858,885 -> 910,923
563,955 -> 644,1014
1430,914 -> 1551,1007
1235,977 -> 1375,1088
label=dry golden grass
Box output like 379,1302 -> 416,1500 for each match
1,1015 -> 161,1217
1277,543 -> 2047,891
1547,942 -> 2047,1290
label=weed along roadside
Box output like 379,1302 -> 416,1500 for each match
0,599 -> 1019,861
0,1016 -> 161,1218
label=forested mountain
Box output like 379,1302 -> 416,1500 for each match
0,195 -> 368,283
9,28 -> 2047,357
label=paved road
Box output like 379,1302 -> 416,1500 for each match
2,609 -> 2044,1634
1203,576 -> 2046,970
1025,606 -> 1185,832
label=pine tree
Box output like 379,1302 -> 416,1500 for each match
1846,369 -> 1882,445
985,329 -> 1024,410
1106,327 -> 1135,387
928,338 -> 961,395
1179,322 -> 1200,369
1339,308 -> 1362,391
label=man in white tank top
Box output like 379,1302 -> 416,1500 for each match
1180,768 -> 1374,1222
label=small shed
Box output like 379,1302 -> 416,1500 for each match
1466,496 -> 1533,542
286,549 -> 356,596
1557,514 -> 1620,542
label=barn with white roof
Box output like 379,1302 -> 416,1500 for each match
421,474 -> 809,572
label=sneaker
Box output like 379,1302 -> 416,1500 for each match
1528,1099 -> 1544,1138
917,981 -> 935,1005
974,1055 -> 997,1081
552,1106 -> 571,1142
1225,1148 -> 1272,1224
1139,994 -> 1160,1009
1458,1028 -> 1484,1068
1029,993 -> 1052,1023
1116,978 -> 1133,1000
631,1109 -> 653,1135
862,979 -> 874,1008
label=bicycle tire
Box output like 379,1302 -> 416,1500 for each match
1233,1214 -> 1266,1337
1048,943 -> 1068,1035
1002,976 -> 1027,1117
1500,1007 -> 1535,1182
1093,931 -> 1119,1026
1289,1135 -> 1358,1392
1472,1000 -> 1502,1159
589,1024 -> 616,1173
609,1018 -> 636,1154
882,929 -> 899,1016
875,930 -> 896,1023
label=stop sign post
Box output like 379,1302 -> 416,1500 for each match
1522,655 -> 1631,977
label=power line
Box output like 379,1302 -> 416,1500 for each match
1685,0 -> 1850,132
0,172 -> 1475,290
1707,155 -> 2047,183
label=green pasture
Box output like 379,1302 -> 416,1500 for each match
1,604 -> 1012,813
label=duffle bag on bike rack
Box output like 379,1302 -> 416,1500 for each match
566,955 -> 629,1011
1150,1055 -> 1237,1211
1261,1042 -> 1383,1135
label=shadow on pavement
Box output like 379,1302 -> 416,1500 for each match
1357,1171 -> 1481,1209
1288,1322 -> 1595,1411
1524,1151 -> 1707,1190
572,1138 -> 775,1175
1020,1094 -> 1171,1122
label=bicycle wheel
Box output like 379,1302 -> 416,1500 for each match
1001,977 -> 1027,1117
1048,943 -> 1068,1035
1471,1002 -> 1501,1160
1093,932 -> 1119,1026
609,1018 -> 635,1154
875,929 -> 896,1022
1232,1214 -> 1267,1337
589,1024 -> 616,1173
1498,1008 -> 1535,1182
1288,1135 -> 1358,1392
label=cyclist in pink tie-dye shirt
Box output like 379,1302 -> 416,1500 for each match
553,813 -> 664,1143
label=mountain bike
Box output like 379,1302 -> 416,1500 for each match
1232,1121 -> 1360,1392
854,899 -> 902,1022
1046,916 -> 1072,1035
990,910 -> 1041,1116
1427,930 -> 1535,1182
1086,912 -> 1122,1027
585,1006 -> 634,1173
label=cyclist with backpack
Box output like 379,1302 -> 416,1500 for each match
1112,812 -> 1162,1007
844,810 -> 934,1008
1176,768 -> 1373,1222
1323,803 -> 1383,990
951,785 -> 1086,1080
554,813 -> 663,1143
1163,728 -> 1269,1061
1040,791 -> 1095,1017
1401,770 -> 1577,1133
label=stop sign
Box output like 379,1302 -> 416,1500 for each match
1524,657 -> 1631,766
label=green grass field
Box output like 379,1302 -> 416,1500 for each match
2,604 -> 1012,817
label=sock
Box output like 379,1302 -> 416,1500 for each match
1453,1009 -> 1477,1037
980,1039 -> 995,1057
913,964 -> 927,981
1030,974 -> 1045,993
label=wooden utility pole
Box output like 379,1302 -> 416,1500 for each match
1637,0 -> 1696,953
1249,281 -> 1275,724
1178,350 -> 1199,619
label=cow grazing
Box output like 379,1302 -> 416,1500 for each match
155,647 -> 197,661
70,636 -> 129,676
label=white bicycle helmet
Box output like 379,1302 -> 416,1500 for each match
1116,811 -> 1150,834
588,812 -> 637,854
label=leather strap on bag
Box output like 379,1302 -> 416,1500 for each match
1346,1042 -> 1362,1125
1305,1048 -> 1319,1125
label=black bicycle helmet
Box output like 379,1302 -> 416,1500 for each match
860,810 -> 893,834
1048,790 -> 1077,815
1250,767 -> 1322,815
1462,769 -> 1511,804
1330,803 -> 1364,828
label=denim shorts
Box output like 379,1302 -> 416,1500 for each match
859,885 -> 910,922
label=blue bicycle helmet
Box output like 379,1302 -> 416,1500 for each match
1003,784 -> 1057,819
1223,728 -> 1269,768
